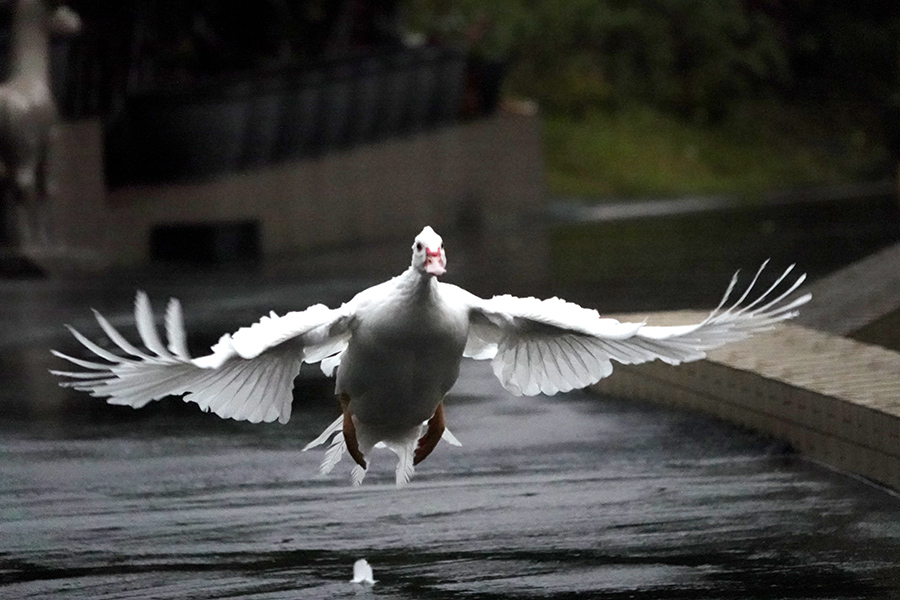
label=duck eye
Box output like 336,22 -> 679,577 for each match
415,242 -> 423,252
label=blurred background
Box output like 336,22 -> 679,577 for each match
0,0 -> 896,289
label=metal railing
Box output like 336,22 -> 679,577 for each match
103,47 -> 467,187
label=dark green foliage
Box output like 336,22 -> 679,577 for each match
403,0 -> 898,121
405,0 -> 789,119
403,1 -> 898,196
771,0 -> 900,101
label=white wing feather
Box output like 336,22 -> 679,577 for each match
165,298 -> 191,360
52,293 -> 353,424
465,263 -> 810,396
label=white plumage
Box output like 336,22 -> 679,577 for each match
53,226 -> 810,486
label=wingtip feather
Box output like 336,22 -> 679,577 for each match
165,298 -> 191,360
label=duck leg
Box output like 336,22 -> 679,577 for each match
414,403 -> 445,465
339,393 -> 367,469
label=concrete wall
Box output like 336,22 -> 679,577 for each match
63,112 -> 543,267
593,318 -> 900,491
46,119 -> 108,268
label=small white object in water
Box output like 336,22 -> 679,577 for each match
351,558 -> 375,585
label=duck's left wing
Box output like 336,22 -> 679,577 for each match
463,263 -> 810,396
52,292 -> 353,423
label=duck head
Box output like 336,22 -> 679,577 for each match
411,226 -> 446,277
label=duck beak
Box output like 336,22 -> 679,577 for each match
425,249 -> 445,276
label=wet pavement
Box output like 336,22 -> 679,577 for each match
0,364 -> 900,599
3,227 -> 900,598
4,366 -> 900,600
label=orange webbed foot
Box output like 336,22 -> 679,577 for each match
339,393 -> 366,469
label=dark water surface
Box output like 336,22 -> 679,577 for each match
2,246 -> 900,598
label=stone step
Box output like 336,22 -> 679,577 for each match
594,314 -> 900,490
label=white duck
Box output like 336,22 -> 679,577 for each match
53,226 -> 810,486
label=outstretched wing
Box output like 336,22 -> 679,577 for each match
464,262 -> 811,396
52,292 -> 353,424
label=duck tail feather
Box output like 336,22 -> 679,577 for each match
351,464 -> 368,487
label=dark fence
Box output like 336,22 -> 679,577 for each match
104,47 -> 467,187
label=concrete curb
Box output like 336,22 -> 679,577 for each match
594,317 -> 900,490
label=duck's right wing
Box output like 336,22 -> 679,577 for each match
51,292 -> 354,424
462,263 -> 810,396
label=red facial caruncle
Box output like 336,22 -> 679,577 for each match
424,246 -> 445,276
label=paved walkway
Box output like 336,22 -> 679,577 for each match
797,241 -> 900,336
